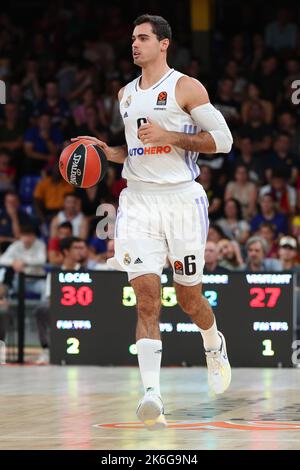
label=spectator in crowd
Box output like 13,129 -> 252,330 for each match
264,133 -> 298,185
223,59 -> 247,102
33,165 -> 73,224
35,236 -> 84,364
0,224 -> 46,295
103,78 -> 124,145
0,150 -> 16,196
197,165 -> 223,221
78,239 -> 98,269
216,198 -> 250,245
278,236 -> 300,271
257,222 -> 279,259
20,58 -> 42,104
250,193 -> 288,237
48,221 -> 73,265
260,169 -> 297,215
276,112 -> 300,154
204,241 -> 230,274
229,33 -> 248,69
0,191 -> 35,252
76,106 -> 109,142
8,83 -> 33,124
225,165 -> 257,220
254,55 -> 282,103
265,7 -> 298,51
0,103 -> 25,157
244,236 -> 282,271
231,136 -> 262,183
104,166 -> 127,203
35,81 -> 70,128
237,101 -> 273,153
24,113 -> 63,174
72,87 -> 107,128
241,82 -> 273,125
87,225 -> 108,262
250,33 -> 266,73
207,224 -> 226,244
213,78 -> 240,127
217,239 -> 245,271
50,193 -> 89,239
66,60 -> 94,104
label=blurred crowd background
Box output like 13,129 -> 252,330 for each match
0,1 -> 300,293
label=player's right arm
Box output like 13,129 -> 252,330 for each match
71,87 -> 128,164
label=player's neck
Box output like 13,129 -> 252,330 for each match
140,63 -> 171,89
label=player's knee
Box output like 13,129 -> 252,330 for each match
177,293 -> 203,317
137,294 -> 161,319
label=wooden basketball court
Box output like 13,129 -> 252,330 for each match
0,366 -> 300,450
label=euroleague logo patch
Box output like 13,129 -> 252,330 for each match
174,260 -> 184,275
156,91 -> 167,106
94,420 -> 300,431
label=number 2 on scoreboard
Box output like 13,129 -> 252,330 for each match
66,337 -> 80,355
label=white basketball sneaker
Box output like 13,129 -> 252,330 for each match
136,388 -> 167,430
205,332 -> 231,394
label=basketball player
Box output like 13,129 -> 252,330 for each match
72,14 -> 233,430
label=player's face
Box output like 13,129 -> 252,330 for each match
132,23 -> 163,66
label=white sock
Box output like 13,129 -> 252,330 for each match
199,318 -> 221,351
136,338 -> 162,396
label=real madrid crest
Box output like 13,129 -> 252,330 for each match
124,95 -> 132,108
123,252 -> 131,265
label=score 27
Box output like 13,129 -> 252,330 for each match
249,287 -> 281,308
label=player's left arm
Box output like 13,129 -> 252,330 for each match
138,76 -> 233,154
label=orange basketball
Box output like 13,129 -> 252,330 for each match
59,139 -> 108,188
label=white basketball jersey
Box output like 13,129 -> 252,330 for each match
120,68 -> 200,184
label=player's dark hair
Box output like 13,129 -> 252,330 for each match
133,14 -> 172,41
59,236 -> 82,254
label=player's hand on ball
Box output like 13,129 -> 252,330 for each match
71,135 -> 109,153
138,117 -> 170,145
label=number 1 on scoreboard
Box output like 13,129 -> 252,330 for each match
262,339 -> 275,356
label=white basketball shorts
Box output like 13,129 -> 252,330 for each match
106,180 -> 209,286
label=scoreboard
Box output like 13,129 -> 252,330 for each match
50,271 -> 296,367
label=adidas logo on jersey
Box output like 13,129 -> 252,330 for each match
123,112 -> 128,118
134,257 -> 143,264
